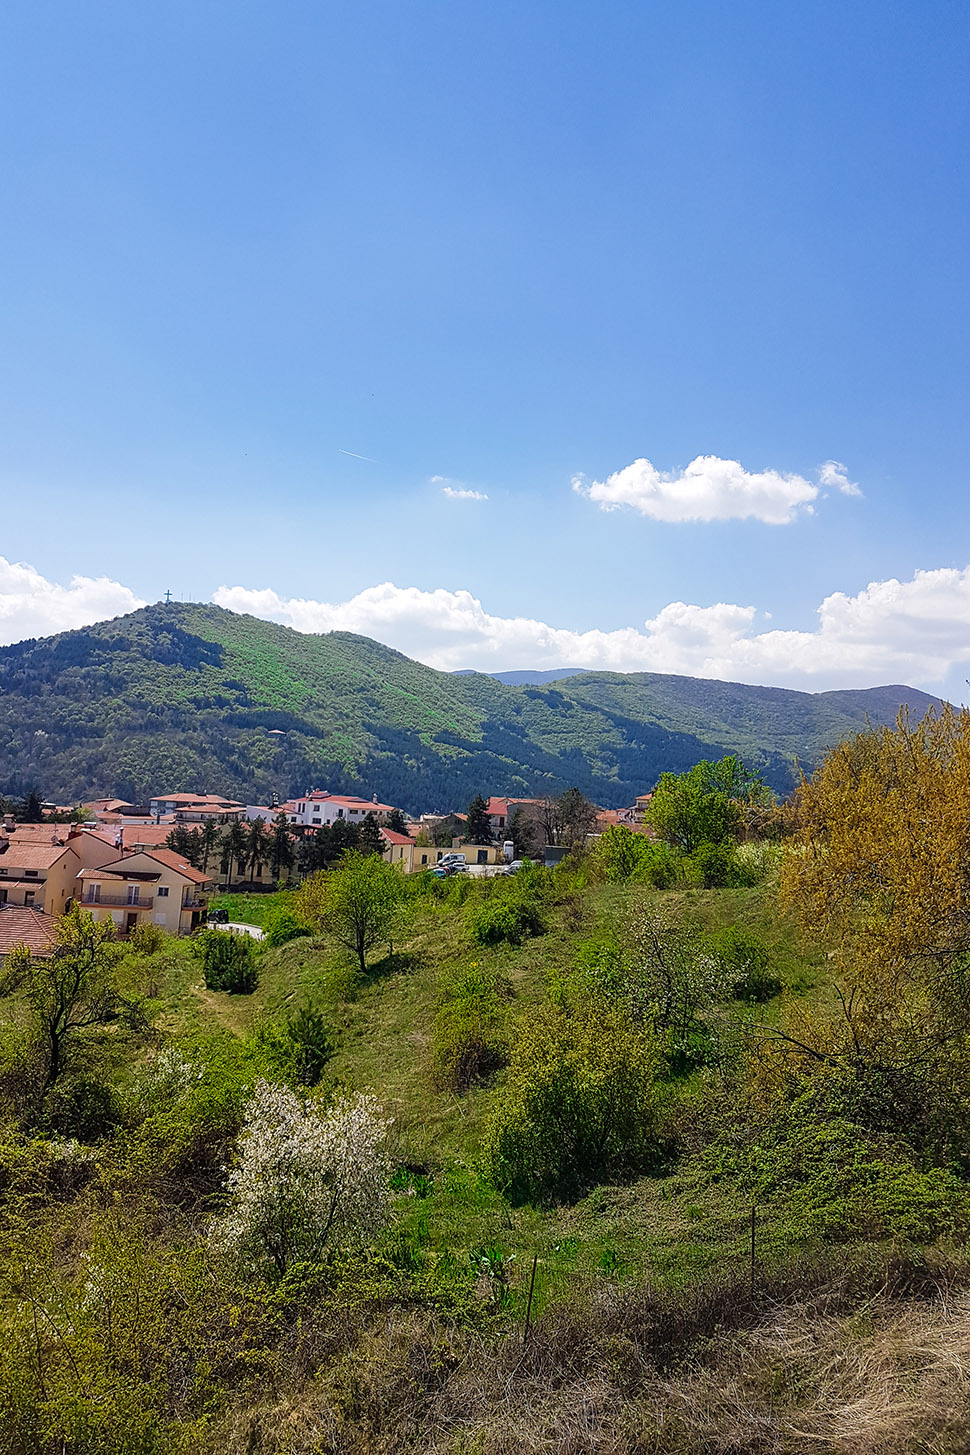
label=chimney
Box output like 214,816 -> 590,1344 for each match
373,794 -> 378,803
2,814 -> 13,831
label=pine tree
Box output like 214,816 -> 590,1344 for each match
359,812 -> 385,857
200,818 -> 220,874
166,824 -> 203,868
465,794 -> 493,845
21,790 -> 44,824
221,819 -> 250,888
246,818 -> 270,885
386,807 -> 408,835
270,812 -> 294,881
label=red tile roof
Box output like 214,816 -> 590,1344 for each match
0,842 -> 80,871
83,848 -> 212,886
293,792 -> 398,813
110,825 -> 182,849
138,848 -> 212,884
380,829 -> 414,847
0,905 -> 58,957
485,797 -> 544,817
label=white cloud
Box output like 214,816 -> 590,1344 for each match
432,475 -> 488,501
0,557 -> 146,644
442,486 -> 488,501
213,564 -> 970,691
818,459 -> 862,496
574,454 -> 859,524
0,553 -> 961,695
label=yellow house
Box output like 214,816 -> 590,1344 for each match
77,848 -> 213,936
380,829 -> 417,872
381,831 -> 508,873
0,839 -> 83,914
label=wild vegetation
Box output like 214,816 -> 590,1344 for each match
3,718 -> 970,1451
0,601 -> 939,808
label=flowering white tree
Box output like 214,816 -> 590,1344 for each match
216,1080 -> 392,1275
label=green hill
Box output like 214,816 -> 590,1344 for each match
0,602 -> 941,809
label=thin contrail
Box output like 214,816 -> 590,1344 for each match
339,448 -> 378,462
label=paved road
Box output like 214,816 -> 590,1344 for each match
221,921 -> 265,940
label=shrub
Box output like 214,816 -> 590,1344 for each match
685,840 -> 761,888
594,824 -> 679,887
481,1006 -> 660,1203
41,1074 -> 121,1142
705,925 -> 781,1002
431,965 -> 510,1092
726,1102 -> 970,1244
733,840 -> 781,882
214,1080 -> 392,1275
470,892 -> 546,947
195,928 -> 258,993
261,906 -> 311,948
571,908 -> 730,1074
127,922 -> 166,955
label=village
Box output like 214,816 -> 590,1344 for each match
0,784 -> 655,955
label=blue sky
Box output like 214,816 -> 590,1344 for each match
2,0 -> 969,696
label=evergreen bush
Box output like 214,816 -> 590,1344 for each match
195,928 -> 258,993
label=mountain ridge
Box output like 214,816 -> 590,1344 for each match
0,603 -> 943,811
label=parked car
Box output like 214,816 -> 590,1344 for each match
505,860 -> 525,874
207,907 -> 229,923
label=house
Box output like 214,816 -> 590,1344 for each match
98,823 -> 188,853
595,807 -> 647,831
77,848 -> 213,936
148,793 -> 245,821
0,904 -> 58,958
0,836 -> 83,914
0,821 -> 118,869
485,797 -> 545,836
283,791 -> 399,829
83,798 -> 145,818
380,828 -> 416,872
382,830 -> 507,873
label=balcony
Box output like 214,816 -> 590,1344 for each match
82,892 -> 154,910
181,898 -> 207,911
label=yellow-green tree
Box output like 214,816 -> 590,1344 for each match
780,705 -> 970,1071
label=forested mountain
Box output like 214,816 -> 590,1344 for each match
453,667 -> 593,685
0,603 -> 942,810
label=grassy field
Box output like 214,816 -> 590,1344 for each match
6,858 -> 970,1452
158,876 -> 834,1317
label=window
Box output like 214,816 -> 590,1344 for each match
25,869 -> 38,878
88,883 -> 101,903
126,886 -> 140,905
24,892 -> 35,906
157,886 -> 169,898
0,889 -> 6,904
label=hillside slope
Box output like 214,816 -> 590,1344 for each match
0,603 -> 941,809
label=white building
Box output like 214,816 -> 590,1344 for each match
282,790 -> 399,829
